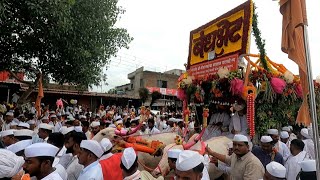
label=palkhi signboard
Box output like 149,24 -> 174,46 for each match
187,0 -> 253,74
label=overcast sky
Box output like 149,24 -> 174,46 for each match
91,0 -> 320,92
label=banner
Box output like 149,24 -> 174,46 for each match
187,0 -> 253,67
188,54 -> 238,79
146,87 -> 177,96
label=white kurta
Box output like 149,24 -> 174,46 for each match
275,141 -> 291,161
77,161 -> 103,180
285,151 -> 310,180
1,122 -> 11,131
147,127 -> 160,134
66,156 -> 83,180
229,113 -> 248,136
209,112 -> 230,125
41,171 -> 63,180
217,162 -> 231,175
158,121 -> 167,132
54,164 -> 68,180
303,139 -> 315,160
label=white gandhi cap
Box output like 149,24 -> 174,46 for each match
121,147 -> 137,170
14,129 -> 34,137
282,126 -> 290,132
5,112 -> 13,116
18,122 -> 30,129
25,143 -> 59,157
300,128 -> 310,139
39,123 -> 54,131
50,115 -> 57,118
74,126 -> 82,132
27,120 -> 35,125
80,140 -> 104,158
1,130 -> 14,137
167,149 -> 182,159
60,126 -> 74,135
10,122 -> 18,126
7,140 -> 32,154
116,120 -> 123,125
261,136 -> 273,143
100,138 -> 112,152
91,121 -> 100,128
266,161 -> 286,178
299,160 -> 316,172
233,134 -> 249,142
280,131 -> 289,139
176,150 -> 204,171
267,129 -> 279,135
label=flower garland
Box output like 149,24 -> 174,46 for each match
252,3 -> 268,71
247,93 -> 255,138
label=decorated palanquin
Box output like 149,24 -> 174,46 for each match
177,0 -> 320,136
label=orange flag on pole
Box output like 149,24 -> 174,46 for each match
35,74 -> 44,118
280,0 -> 310,125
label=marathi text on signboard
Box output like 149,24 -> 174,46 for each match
188,54 -> 238,79
187,1 -> 252,67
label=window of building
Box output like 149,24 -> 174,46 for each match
157,80 -> 167,88
140,79 -> 144,87
131,84 -> 133,89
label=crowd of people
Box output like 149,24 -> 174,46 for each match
0,101 -> 318,179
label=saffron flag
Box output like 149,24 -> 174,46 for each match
35,74 -> 44,118
280,0 -> 310,125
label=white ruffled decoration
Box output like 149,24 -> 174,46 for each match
217,67 -> 230,78
283,70 -> 294,83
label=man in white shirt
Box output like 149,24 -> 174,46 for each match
22,143 -> 63,180
64,131 -> 86,180
0,130 -> 17,147
77,140 -> 104,180
157,115 -> 167,132
147,118 -> 160,134
1,111 -> 14,131
285,139 -> 310,180
38,123 -> 54,142
49,114 -> 62,133
81,121 -> 91,140
228,104 -> 248,138
267,129 -> 290,161
300,128 -> 315,160
280,131 -> 290,148
121,147 -> 141,180
282,126 -> 297,143
47,132 -> 72,169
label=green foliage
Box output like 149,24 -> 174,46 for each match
0,0 -> 132,87
150,91 -> 162,106
252,3 -> 268,71
139,88 -> 149,103
108,88 -> 117,94
255,93 -> 301,134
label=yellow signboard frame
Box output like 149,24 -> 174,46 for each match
187,1 -> 253,68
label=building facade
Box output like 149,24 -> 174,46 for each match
116,67 -> 184,97
115,67 -> 184,109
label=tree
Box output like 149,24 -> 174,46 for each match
138,88 -> 149,105
0,0 -> 132,104
107,88 -> 117,94
150,91 -> 162,107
